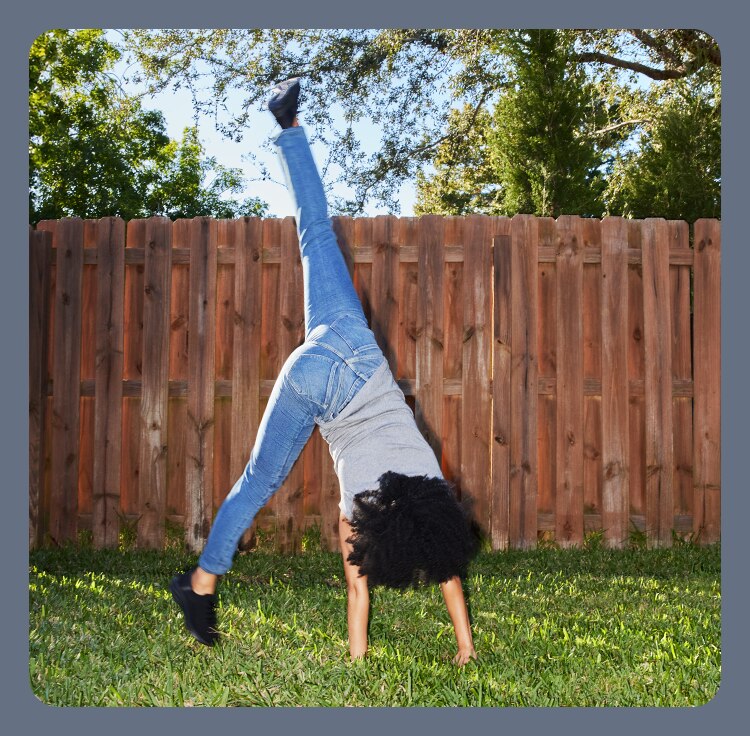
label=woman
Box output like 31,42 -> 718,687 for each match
170,78 -> 479,665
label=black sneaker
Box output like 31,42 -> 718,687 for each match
169,567 -> 219,646
267,77 -> 301,129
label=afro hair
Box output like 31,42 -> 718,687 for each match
345,472 -> 481,589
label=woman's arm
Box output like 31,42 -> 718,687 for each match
340,514 -> 369,660
440,576 -> 477,666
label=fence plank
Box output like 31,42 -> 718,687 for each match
185,218 -> 217,551
510,215 -> 539,548
167,220 -> 190,523
536,218 -> 557,528
92,217 -> 125,548
137,217 -> 172,548
214,220 -> 235,516
274,216 -> 305,552
582,219 -> 603,520
122,220 -> 146,520
79,222 -> 99,525
29,229 -> 52,548
693,219 -> 721,543
442,218 -> 464,493
49,219 -> 84,544
627,221 -> 646,522
370,216 -> 399,370
642,218 -> 674,547
670,221 -> 693,525
399,218 -> 419,380
416,215 -> 445,463
230,218 -> 264,548
462,216 -> 494,539
601,218 -> 630,548
492,230 -> 512,549
354,218 -> 373,322
555,216 -> 585,547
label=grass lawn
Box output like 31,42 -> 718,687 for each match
29,540 -> 720,707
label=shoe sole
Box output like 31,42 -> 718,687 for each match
268,79 -> 301,122
169,577 -> 217,646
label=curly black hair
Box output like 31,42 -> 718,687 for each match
345,472 -> 481,589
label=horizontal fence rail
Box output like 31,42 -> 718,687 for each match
28,215 -> 721,553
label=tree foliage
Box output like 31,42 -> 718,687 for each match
29,29 -> 267,223
120,28 -> 720,219
416,30 -> 611,217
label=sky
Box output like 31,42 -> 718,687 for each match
108,31 -> 420,218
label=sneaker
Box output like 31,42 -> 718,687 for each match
267,77 -> 301,128
169,567 -> 219,646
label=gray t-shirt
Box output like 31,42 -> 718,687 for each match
318,359 -> 443,519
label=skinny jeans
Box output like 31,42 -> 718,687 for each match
198,126 -> 384,574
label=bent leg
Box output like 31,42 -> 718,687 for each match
198,362 -> 315,575
273,126 -> 365,335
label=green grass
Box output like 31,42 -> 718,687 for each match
29,543 -> 720,707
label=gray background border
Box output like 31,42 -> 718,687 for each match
4,0 -> 744,732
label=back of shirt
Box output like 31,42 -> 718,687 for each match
318,359 -> 443,519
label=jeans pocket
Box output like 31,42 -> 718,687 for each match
286,352 -> 338,411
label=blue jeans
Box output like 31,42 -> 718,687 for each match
198,126 -> 384,574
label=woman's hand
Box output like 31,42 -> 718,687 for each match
452,647 -> 477,666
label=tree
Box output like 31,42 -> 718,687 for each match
123,28 -> 720,215
416,30 -> 610,217
29,29 -> 267,223
603,73 -> 721,221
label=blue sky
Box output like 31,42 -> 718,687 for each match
109,32 -> 420,218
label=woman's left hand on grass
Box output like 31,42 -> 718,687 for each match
452,647 -> 477,666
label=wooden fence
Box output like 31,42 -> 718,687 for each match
28,215 -> 721,553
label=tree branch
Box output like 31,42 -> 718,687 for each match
591,119 -> 651,136
572,50 -> 686,80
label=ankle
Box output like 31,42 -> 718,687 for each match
191,566 -> 218,595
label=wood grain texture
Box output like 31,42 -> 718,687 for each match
122,220 -> 146,518
601,218 -> 630,548
370,215 -> 399,371
229,218 -> 264,548
92,218 -> 125,548
642,219 -> 674,546
167,220 -> 190,521
669,221 -> 693,521
555,216 -> 585,547
274,216 -> 305,552
627,221 -> 646,518
50,218 -> 84,544
582,219 -> 603,520
460,216 -> 494,539
510,215 -> 539,548
492,229 -> 512,549
137,217 -> 172,548
693,219 -> 721,543
185,218 -> 217,551
29,229 -> 52,548
536,218 -> 557,520
416,215 -> 445,462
